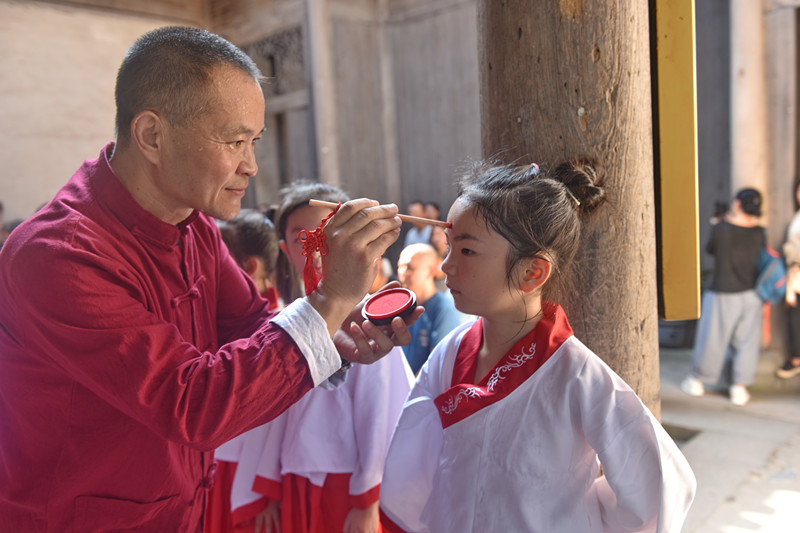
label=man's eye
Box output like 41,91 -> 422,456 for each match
461,248 -> 474,256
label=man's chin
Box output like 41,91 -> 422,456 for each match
206,204 -> 242,222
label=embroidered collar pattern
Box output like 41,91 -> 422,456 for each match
487,343 -> 537,391
434,304 -> 573,428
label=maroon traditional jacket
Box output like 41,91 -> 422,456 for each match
0,144 -> 333,531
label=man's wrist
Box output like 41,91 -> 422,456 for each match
306,287 -> 359,337
337,358 -> 353,373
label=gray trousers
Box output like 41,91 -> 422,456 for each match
691,290 -> 763,386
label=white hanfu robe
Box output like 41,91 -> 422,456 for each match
220,346 -> 413,523
380,305 -> 696,533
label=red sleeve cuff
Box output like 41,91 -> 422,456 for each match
348,483 -> 380,509
252,475 -> 282,501
230,496 -> 269,526
379,507 -> 409,533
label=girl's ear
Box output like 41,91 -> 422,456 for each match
520,256 -> 551,293
243,256 -> 260,277
278,240 -> 288,255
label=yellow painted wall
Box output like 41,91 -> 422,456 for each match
655,0 -> 701,320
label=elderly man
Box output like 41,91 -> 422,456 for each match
397,243 -> 464,374
0,26 -> 419,531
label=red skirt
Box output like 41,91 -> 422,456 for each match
281,473 -> 383,533
205,460 -> 268,533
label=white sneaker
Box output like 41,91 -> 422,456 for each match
729,385 -> 750,406
680,376 -> 705,397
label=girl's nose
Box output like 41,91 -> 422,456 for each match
440,251 -> 453,276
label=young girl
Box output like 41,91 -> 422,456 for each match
379,160 -> 696,533
222,182 -> 413,533
206,210 -> 283,533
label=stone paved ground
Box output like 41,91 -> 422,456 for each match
659,348 -> 800,533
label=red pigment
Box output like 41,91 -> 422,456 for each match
363,288 -> 416,324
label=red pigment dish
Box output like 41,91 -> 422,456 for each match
362,288 -> 417,326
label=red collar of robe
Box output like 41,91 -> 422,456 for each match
433,302 -> 573,429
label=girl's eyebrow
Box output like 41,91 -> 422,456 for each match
446,230 -> 480,242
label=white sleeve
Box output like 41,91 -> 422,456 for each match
580,357 -> 697,533
271,297 -> 341,386
380,325 -> 468,532
228,423 -> 271,513
348,347 -> 414,501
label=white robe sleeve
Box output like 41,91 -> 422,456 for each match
380,325 -> 467,532
228,423 -> 271,514
579,359 -> 697,533
253,411 -> 289,495
348,347 -> 414,501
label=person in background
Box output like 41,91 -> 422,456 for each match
397,243 -> 464,375
402,200 -> 432,248
205,209 -> 282,533
0,26 -> 418,532
423,202 -> 440,223
216,181 -> 413,533
777,181 -> 800,378
217,209 -> 282,306
380,159 -> 695,532
681,188 -> 766,406
370,257 -> 395,294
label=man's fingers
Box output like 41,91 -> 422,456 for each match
388,306 -> 425,346
325,199 -> 397,233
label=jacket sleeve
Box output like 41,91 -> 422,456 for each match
9,229 -> 341,451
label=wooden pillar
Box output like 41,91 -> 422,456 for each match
377,0 -> 402,203
765,5 -> 798,246
731,0 -> 769,202
305,0 -> 341,186
477,1 -> 661,414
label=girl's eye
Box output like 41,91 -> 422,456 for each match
460,248 -> 474,256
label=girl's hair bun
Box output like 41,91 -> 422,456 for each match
550,157 -> 606,214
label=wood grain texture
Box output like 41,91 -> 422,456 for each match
477,0 -> 661,415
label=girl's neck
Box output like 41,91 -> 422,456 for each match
475,301 -> 544,381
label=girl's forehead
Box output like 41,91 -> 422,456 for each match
446,198 -> 474,221
288,205 -> 329,228
446,200 -> 492,237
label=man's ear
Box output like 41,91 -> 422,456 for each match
520,256 -> 551,293
130,110 -> 165,166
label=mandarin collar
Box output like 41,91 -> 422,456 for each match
91,142 -> 199,248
